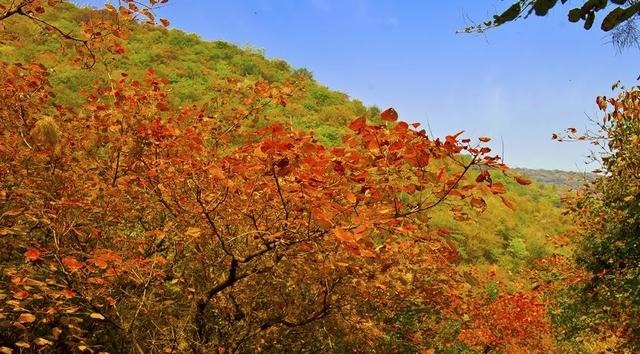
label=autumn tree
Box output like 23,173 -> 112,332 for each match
552,86 -> 640,351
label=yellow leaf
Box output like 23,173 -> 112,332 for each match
15,342 -> 29,349
90,313 -> 105,320
33,338 -> 52,346
185,227 -> 202,238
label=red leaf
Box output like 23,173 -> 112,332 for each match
348,116 -> 366,132
470,197 -> 487,212
475,171 -> 487,183
91,258 -> 108,269
24,249 -> 41,261
478,136 -> 491,142
13,290 -> 29,300
62,256 -> 84,272
381,107 -> 398,122
156,101 -> 170,112
63,289 -> 75,299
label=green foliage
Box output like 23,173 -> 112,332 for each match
469,0 -> 640,51
430,168 -> 568,275
556,87 -> 640,351
507,237 -> 530,260
0,3 -> 368,140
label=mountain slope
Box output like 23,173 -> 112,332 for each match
0,1 -> 572,267
0,1 -> 380,146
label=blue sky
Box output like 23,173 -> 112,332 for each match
78,1 -> 640,170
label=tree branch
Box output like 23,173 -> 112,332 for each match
272,160 -> 289,221
396,153 -> 479,218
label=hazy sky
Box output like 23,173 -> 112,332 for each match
76,1 -> 640,171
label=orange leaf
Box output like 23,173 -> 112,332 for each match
478,136 -> 491,142
160,18 -> 170,27
490,183 -> 507,194
91,258 -> 108,269
17,313 -> 36,323
470,197 -> 487,212
62,256 -> 83,272
348,116 -> 366,132
24,249 -> 41,261
334,228 -> 354,242
311,208 -> 333,229
380,107 -> 398,122
88,277 -> 106,285
500,196 -> 516,211
514,175 -> 532,186
445,130 -> 465,143
360,249 -> 376,258
63,289 -> 75,299
13,290 -> 29,300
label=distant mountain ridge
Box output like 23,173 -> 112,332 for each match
512,168 -> 596,189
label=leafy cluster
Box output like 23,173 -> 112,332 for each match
467,0 -> 640,51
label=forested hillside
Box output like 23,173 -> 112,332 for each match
0,1 -> 571,276
1,1 -> 636,354
0,1 -> 379,146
